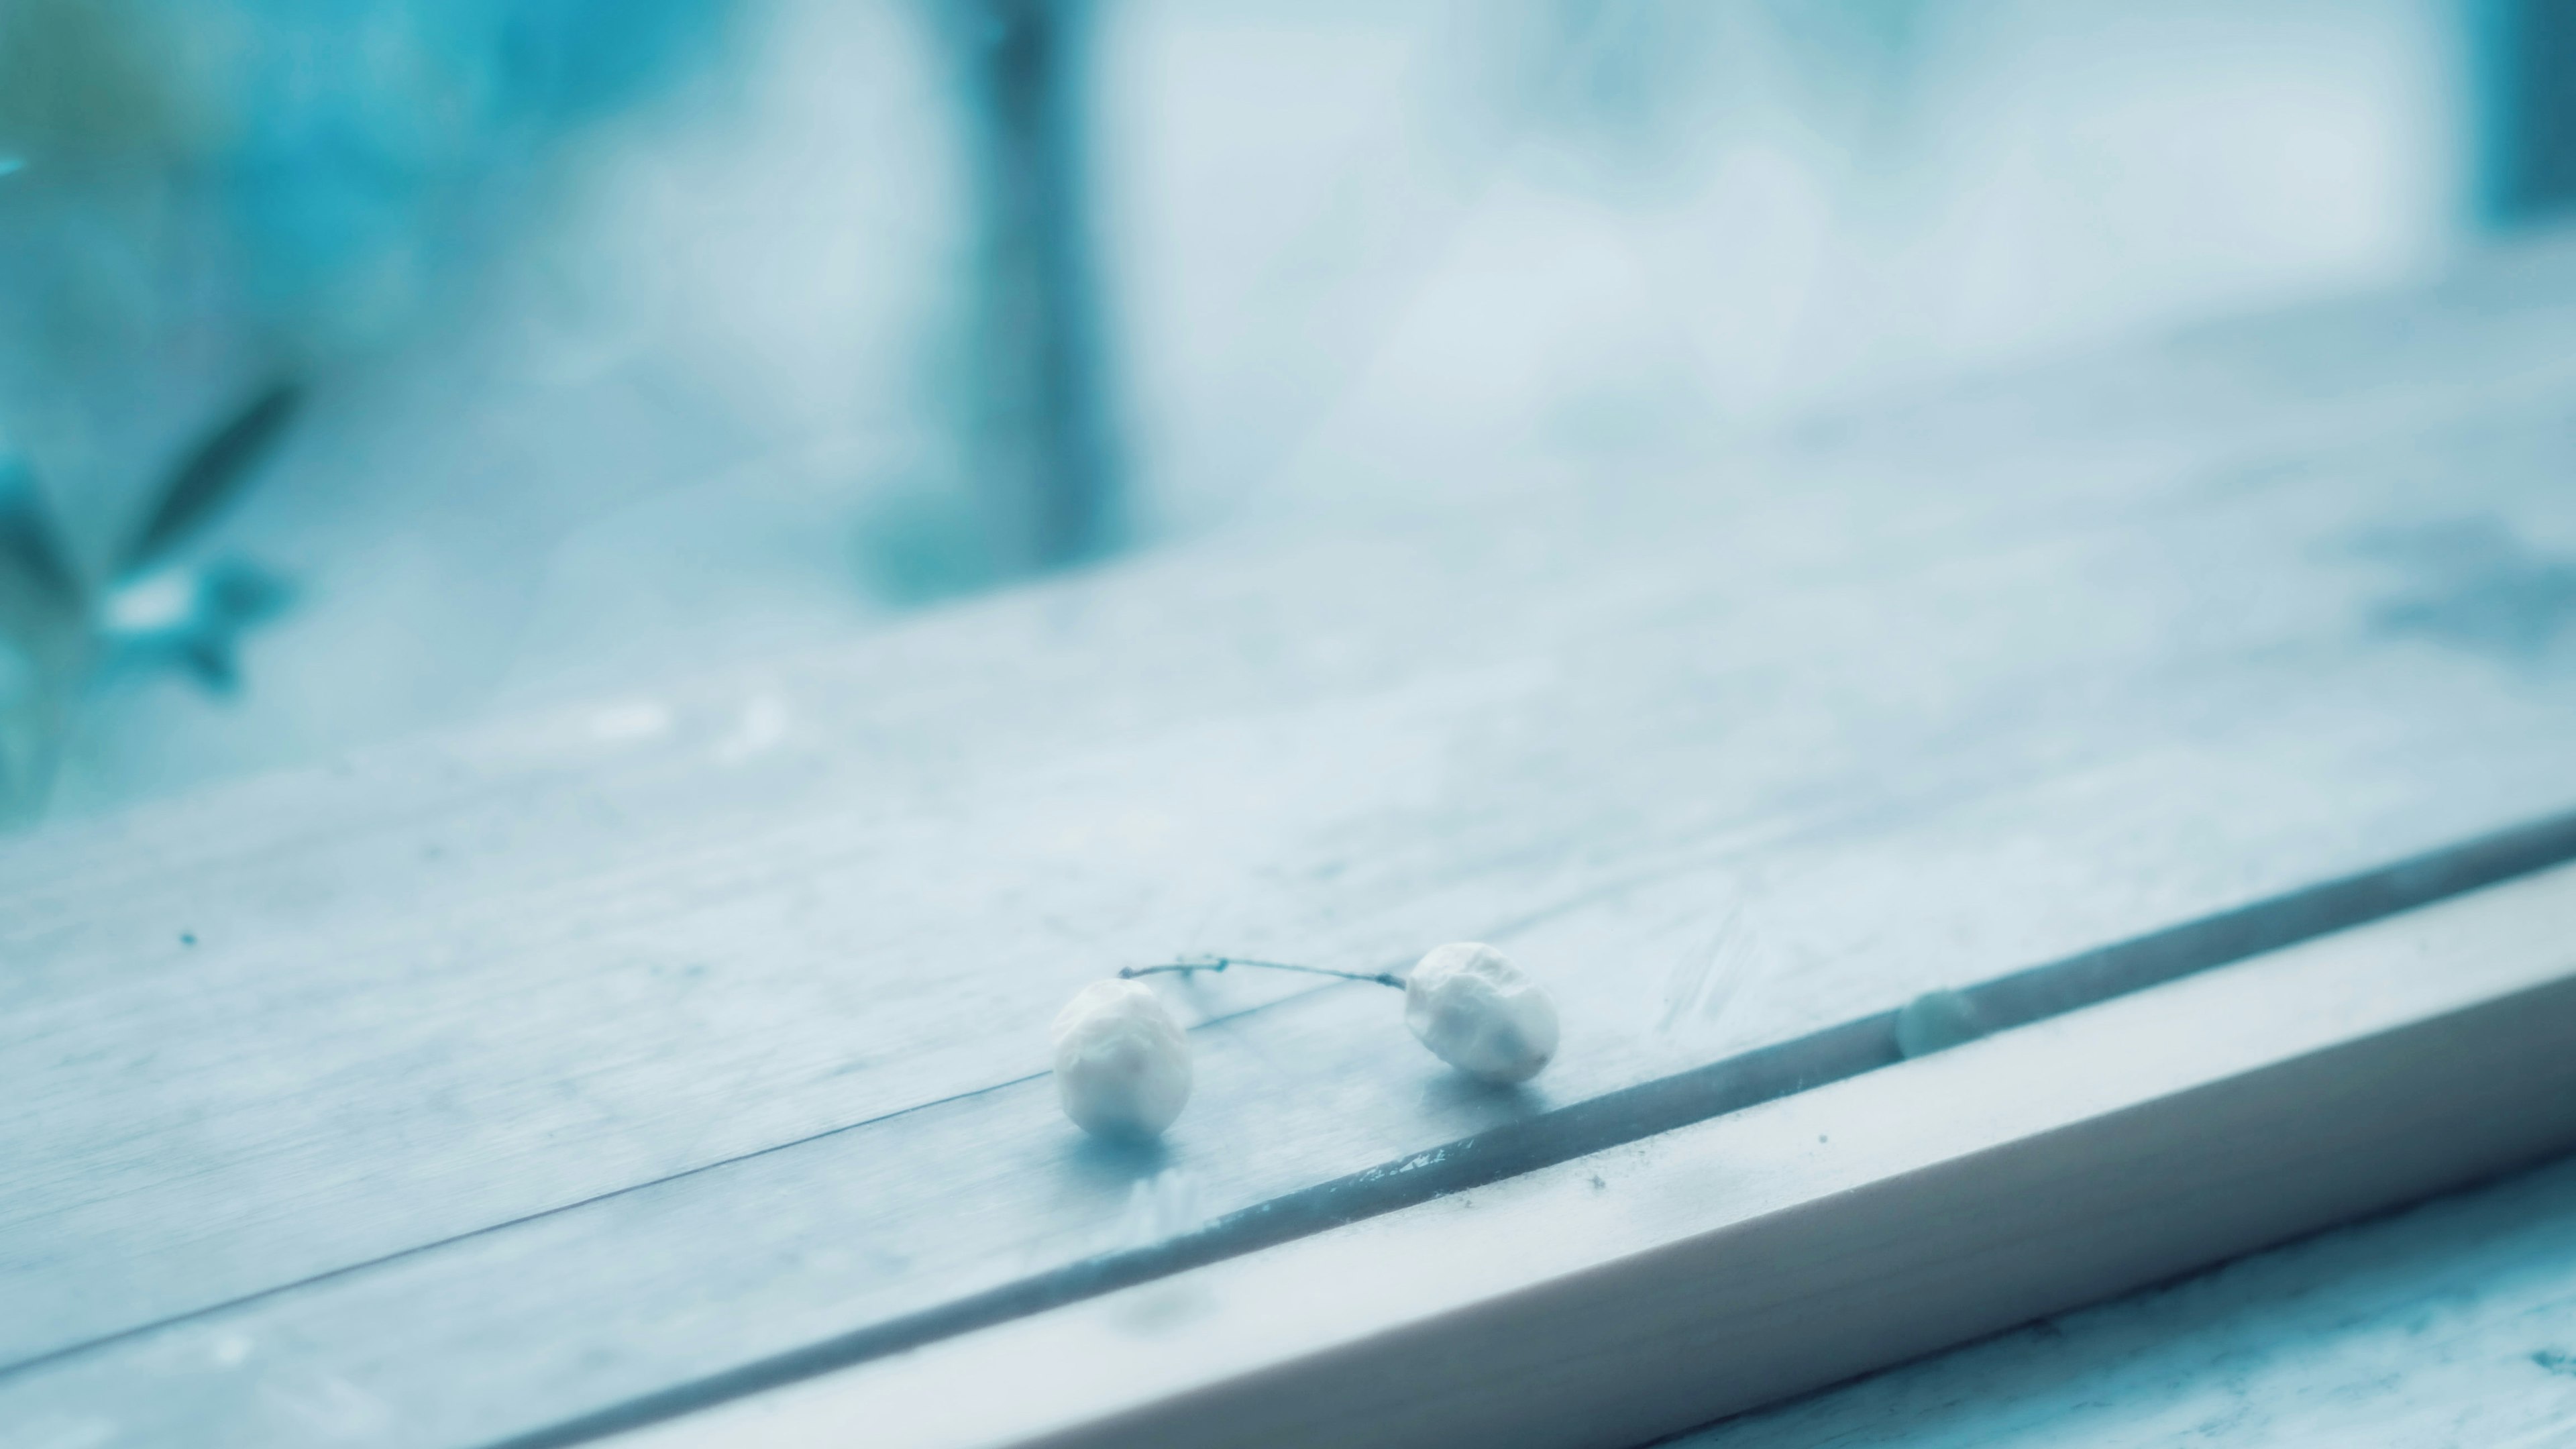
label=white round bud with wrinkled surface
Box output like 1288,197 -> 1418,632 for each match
1051,979 -> 1193,1140
1403,943 -> 1559,1083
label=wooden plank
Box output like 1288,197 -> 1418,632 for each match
592,859 -> 2576,1449
1670,1155 -> 2576,1448
9,812 -> 2566,1449
6,235 -> 2576,1446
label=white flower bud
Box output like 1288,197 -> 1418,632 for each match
1051,979 -> 1193,1140
1403,943 -> 1559,1083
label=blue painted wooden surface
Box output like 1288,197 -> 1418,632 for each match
1674,1151 -> 2576,1448
7,234 -> 2576,1447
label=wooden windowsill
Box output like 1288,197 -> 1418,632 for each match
609,857 -> 2576,1449
12,235 -> 2576,1449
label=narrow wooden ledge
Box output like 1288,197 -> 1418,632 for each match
607,859 -> 2576,1449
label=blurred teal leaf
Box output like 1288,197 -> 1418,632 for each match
0,460 -> 81,610
117,379 -> 300,578
99,557 -> 293,694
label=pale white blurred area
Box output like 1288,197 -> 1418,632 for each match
1095,0 -> 2463,521
36,0 -> 2475,818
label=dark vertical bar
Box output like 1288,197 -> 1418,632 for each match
947,0 -> 1121,573
2474,0 -> 2576,225
0,460 -> 86,825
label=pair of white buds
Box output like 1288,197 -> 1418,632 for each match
1049,943 -> 1561,1142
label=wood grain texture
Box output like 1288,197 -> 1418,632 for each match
1672,1150 -> 2576,1448
586,859 -> 2576,1449
7,235 -> 2576,1446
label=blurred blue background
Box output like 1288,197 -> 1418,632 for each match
0,0 -> 2567,824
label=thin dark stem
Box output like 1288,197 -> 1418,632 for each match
949,0 -> 1121,570
1120,957 -> 1403,989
